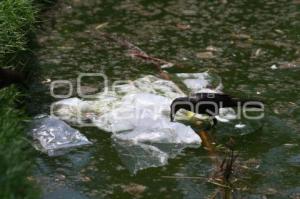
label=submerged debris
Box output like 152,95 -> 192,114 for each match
205,45 -> 222,52
231,33 -> 252,40
176,23 -> 191,30
122,183 -> 146,198
95,22 -> 108,30
277,61 -> 300,69
270,61 -> 300,70
251,48 -> 263,59
102,33 -> 175,78
196,51 -> 215,59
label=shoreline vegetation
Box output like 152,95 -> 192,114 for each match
0,0 -> 52,198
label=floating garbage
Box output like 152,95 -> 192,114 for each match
51,73 -> 239,173
176,72 -> 223,93
110,106 -> 201,174
270,64 -> 278,70
30,116 -> 91,156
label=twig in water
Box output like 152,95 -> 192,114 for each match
161,176 -> 207,180
207,179 -> 231,189
101,33 -> 175,80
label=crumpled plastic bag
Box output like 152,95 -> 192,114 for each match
30,116 -> 91,156
52,75 -> 187,131
112,141 -> 169,174
52,73 -> 225,172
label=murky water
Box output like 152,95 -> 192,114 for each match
30,0 -> 300,198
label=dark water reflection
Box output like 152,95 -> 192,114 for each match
31,0 -> 300,198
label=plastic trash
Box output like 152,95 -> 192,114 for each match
113,140 -> 196,174
176,72 -> 223,93
112,140 -> 169,174
30,116 -> 91,156
52,75 -> 186,130
51,73 -> 230,173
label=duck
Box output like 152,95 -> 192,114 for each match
170,92 -> 262,123
0,68 -> 26,89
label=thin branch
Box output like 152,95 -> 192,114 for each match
161,176 -> 207,180
101,33 -> 175,80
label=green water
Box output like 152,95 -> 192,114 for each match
30,0 -> 300,198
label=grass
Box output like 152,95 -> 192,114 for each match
0,0 -> 36,62
0,0 -> 44,198
0,87 -> 38,199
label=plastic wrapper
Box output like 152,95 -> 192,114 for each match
52,73 -> 226,172
30,116 -> 91,156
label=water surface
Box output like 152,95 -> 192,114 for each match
30,0 -> 300,198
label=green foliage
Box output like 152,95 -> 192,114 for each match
0,87 -> 38,199
0,0 -> 36,62
0,0 -> 43,198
